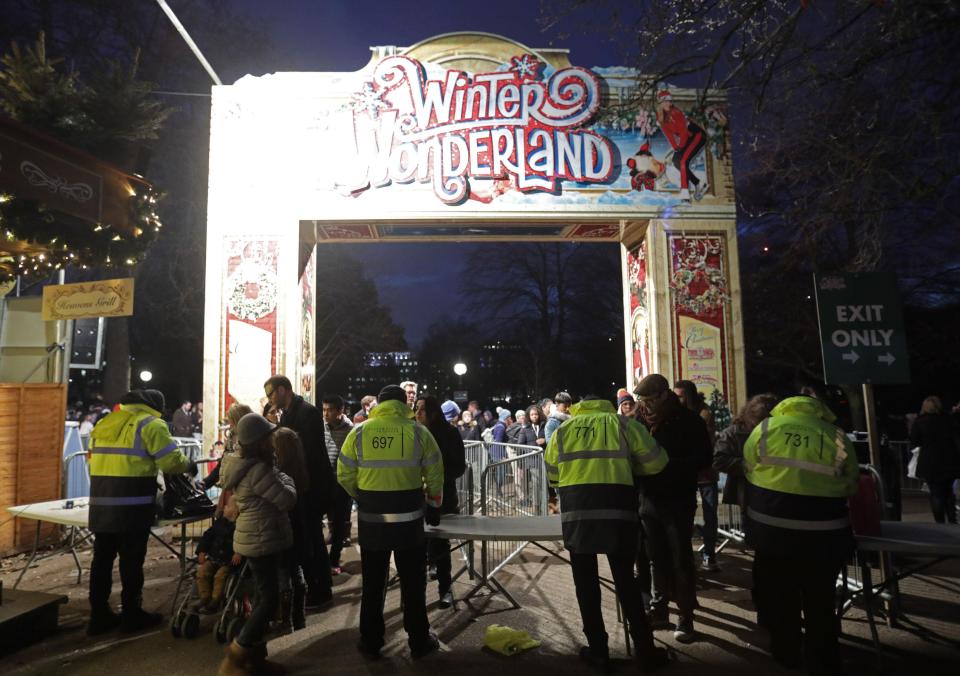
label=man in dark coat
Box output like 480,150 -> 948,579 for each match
264,374 -> 334,607
634,373 -> 713,643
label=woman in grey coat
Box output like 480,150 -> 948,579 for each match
218,413 -> 297,676
712,394 -> 779,507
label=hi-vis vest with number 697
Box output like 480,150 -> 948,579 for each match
743,396 -> 858,542
545,399 -> 667,554
337,399 -> 444,550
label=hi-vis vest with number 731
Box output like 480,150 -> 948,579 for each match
743,396 -> 859,532
336,399 -> 444,549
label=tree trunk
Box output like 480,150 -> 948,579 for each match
102,317 -> 130,404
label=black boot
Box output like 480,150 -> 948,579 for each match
119,607 -> 162,633
579,645 -> 613,675
87,607 -> 122,636
637,646 -> 671,673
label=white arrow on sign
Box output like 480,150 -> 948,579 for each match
878,352 -> 896,365
842,350 -> 860,364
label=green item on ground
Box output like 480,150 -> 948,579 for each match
483,624 -> 541,655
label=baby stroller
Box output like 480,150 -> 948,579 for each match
170,559 -> 252,641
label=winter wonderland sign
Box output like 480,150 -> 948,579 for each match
337,55 -> 616,204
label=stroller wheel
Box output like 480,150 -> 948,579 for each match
226,616 -> 244,643
182,613 -> 200,639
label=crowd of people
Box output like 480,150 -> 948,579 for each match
79,373 -> 960,676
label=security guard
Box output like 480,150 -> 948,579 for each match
743,395 -> 858,675
337,384 -> 444,660
87,389 -> 189,635
545,395 -> 671,673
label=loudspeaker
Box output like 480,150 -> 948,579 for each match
70,317 -> 104,369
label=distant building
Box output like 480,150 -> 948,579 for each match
345,351 -> 419,405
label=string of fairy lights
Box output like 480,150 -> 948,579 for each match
0,184 -> 163,281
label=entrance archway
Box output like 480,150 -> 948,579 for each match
202,32 -> 745,448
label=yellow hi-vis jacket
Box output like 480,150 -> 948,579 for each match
337,399 -> 444,550
88,403 -> 188,532
743,396 -> 858,546
545,399 -> 667,553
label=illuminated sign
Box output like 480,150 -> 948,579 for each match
339,54 -> 615,204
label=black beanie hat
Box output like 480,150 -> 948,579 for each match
120,388 -> 166,414
378,384 -> 406,404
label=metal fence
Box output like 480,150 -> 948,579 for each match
478,443 -> 549,582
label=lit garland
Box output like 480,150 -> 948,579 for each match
0,184 -> 164,281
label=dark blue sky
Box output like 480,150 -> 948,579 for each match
228,1 -> 627,346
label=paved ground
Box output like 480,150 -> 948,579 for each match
1,495 -> 957,675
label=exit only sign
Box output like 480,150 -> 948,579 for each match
813,273 -> 911,385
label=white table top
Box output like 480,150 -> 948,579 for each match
6,498 -> 213,529
425,514 -> 563,542
856,520 -> 960,556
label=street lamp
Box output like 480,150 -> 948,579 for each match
139,370 -> 153,383
453,362 -> 467,388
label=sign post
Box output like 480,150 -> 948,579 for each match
814,272 -> 909,623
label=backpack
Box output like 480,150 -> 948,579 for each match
481,426 -> 495,444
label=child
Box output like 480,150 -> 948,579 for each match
195,491 -> 241,613
219,413 -> 296,675
273,427 -> 310,633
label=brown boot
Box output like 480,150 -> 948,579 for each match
249,643 -> 285,676
218,640 -> 252,676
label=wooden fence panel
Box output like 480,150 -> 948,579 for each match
0,383 -> 66,555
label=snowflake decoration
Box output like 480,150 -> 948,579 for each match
351,81 -> 389,119
509,54 -> 542,82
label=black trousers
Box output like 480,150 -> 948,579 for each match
328,484 -> 354,566
641,497 -> 698,619
427,537 -> 452,595
753,551 -> 843,675
303,497 -> 333,599
570,550 -> 656,657
89,530 -> 150,615
237,553 -> 280,648
359,544 -> 430,650
927,479 -> 958,524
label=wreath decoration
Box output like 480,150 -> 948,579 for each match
227,264 -> 278,321
670,263 -> 730,315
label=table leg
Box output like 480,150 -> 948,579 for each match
861,562 -> 882,661
68,526 -> 84,585
13,520 -> 42,589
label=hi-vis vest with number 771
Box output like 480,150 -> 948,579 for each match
337,399 -> 444,549
545,398 -> 667,553
743,396 -> 859,533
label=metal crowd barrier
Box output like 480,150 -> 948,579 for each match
478,443 -> 549,585
716,502 -> 746,549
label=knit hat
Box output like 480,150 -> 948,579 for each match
378,384 -> 406,403
498,409 -> 512,423
120,389 -> 165,415
441,400 -> 460,422
616,388 -> 635,408
235,413 -> 277,446
657,89 -> 672,101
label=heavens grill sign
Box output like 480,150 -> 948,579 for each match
42,278 -> 134,321
338,55 -> 616,204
